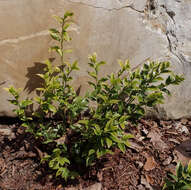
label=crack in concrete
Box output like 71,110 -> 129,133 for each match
0,30 -> 49,46
146,0 -> 182,63
66,0 -> 144,13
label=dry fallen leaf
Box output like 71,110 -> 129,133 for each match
144,154 -> 158,171
148,129 -> 168,150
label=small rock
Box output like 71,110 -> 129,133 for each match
144,154 -> 158,171
142,128 -> 149,136
0,126 -> 15,140
136,161 -> 144,168
84,183 -> 102,190
137,184 -> 145,190
141,175 -> 153,190
163,156 -> 172,166
175,122 -> 189,134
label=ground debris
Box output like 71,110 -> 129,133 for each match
0,118 -> 190,189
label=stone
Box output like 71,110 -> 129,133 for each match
0,0 -> 190,119
141,175 -> 153,190
175,122 -> 189,134
163,156 -> 172,166
137,184 -> 145,190
0,125 -> 15,140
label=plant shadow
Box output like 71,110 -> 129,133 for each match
24,58 -> 55,94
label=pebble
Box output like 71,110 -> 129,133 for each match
175,122 -> 189,134
0,126 -> 15,140
141,175 -> 153,190
163,156 -> 172,166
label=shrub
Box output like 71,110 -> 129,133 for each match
163,161 -> 191,190
5,12 -> 184,180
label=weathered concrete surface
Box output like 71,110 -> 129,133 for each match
0,0 -> 190,118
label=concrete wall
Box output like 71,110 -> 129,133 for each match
0,0 -> 190,119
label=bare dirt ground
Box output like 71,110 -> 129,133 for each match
0,117 -> 191,190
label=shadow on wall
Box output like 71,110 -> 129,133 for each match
24,58 -> 55,94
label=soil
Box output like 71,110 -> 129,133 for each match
0,117 -> 191,190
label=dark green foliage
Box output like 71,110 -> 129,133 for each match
6,12 -> 184,180
163,161 -> 191,190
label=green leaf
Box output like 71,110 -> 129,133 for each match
109,99 -> 119,104
78,119 -> 89,125
49,46 -> 63,56
20,99 -> 33,107
97,94 -> 107,103
153,76 -> 164,82
118,143 -> 126,153
97,61 -> 106,68
143,63 -> 149,70
64,11 -> 74,19
188,160 -> 191,175
119,115 -> 128,123
124,60 -> 130,70
52,15 -> 63,23
88,81 -> 96,88
61,167 -> 70,181
71,61 -> 79,70
36,73 -> 45,79
161,88 -> 171,95
110,135 -> 121,143
21,123 -> 29,128
49,31 -> 60,41
96,149 -> 105,158
182,184 -> 191,190
64,49 -> 73,53
62,157 -> 70,165
118,60 -> 124,69
176,162 -> 183,179
49,28 -> 59,34
9,100 -> 18,105
89,53 -> 97,63
88,149 -> 95,156
166,75 -> 173,85
106,138 -> 113,148
88,71 -> 97,79
48,104 -> 57,113
168,173 -> 178,182
93,124 -> 101,135
63,32 -> 71,41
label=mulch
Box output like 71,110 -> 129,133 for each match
0,118 -> 191,190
